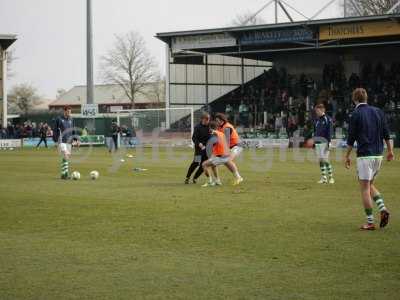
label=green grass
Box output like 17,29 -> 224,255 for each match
0,147 -> 399,300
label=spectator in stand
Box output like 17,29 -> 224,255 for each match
81,127 -> 88,137
32,122 -> 38,137
275,113 -> 283,136
287,115 -> 298,138
0,125 -> 6,139
335,108 -> 345,128
239,100 -> 249,127
225,103 -> 233,123
7,122 -> 14,138
326,99 -> 334,117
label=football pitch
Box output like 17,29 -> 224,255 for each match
0,147 -> 399,300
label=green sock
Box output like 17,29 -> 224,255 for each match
365,208 -> 374,224
326,162 -> 333,179
320,162 -> 327,178
61,158 -> 69,178
373,195 -> 387,212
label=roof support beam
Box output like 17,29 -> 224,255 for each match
176,40 -> 400,57
348,0 -> 363,16
280,0 -> 310,20
243,0 -> 274,25
310,0 -> 337,20
388,0 -> 400,14
278,1 -> 294,22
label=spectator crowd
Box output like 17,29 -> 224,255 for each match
0,121 -> 52,140
215,62 -> 400,139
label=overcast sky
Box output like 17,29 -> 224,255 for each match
0,0 -> 341,98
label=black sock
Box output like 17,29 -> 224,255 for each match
193,165 -> 204,180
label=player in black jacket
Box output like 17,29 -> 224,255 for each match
185,112 -> 210,184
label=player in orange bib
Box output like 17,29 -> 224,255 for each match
214,113 -> 243,185
201,121 -> 243,187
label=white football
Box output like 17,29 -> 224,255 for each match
90,171 -> 99,180
71,171 -> 81,180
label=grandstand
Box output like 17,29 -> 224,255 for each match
156,14 -> 400,145
0,34 -> 17,128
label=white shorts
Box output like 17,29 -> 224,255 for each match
58,143 -> 72,156
230,146 -> 243,158
357,157 -> 382,181
210,156 -> 230,166
315,143 -> 329,161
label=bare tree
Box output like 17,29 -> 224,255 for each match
8,83 -> 41,115
232,11 -> 266,26
100,31 -> 157,109
343,0 -> 400,16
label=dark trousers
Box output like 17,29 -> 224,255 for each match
112,135 -> 118,151
36,137 -> 48,148
186,151 -> 208,180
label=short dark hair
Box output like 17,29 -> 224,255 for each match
215,113 -> 228,123
201,112 -> 210,120
352,88 -> 368,103
315,103 -> 325,110
64,106 -> 72,111
209,121 -> 218,130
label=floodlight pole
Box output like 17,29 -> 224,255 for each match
86,0 -> 94,105
1,50 -> 7,128
344,0 -> 347,17
275,0 -> 278,23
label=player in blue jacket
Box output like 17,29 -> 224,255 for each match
53,106 -> 75,179
314,103 -> 334,184
345,88 -> 394,230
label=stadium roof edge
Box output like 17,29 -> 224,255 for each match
155,14 -> 400,42
0,34 -> 17,50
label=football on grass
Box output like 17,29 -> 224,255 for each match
90,171 -> 99,180
71,171 -> 81,180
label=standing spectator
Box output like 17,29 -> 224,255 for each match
0,125 -> 6,138
7,122 -> 14,138
36,123 -> 48,148
275,113 -> 283,136
110,121 -> 120,152
81,127 -> 88,137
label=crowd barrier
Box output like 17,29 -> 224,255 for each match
0,135 -> 106,149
